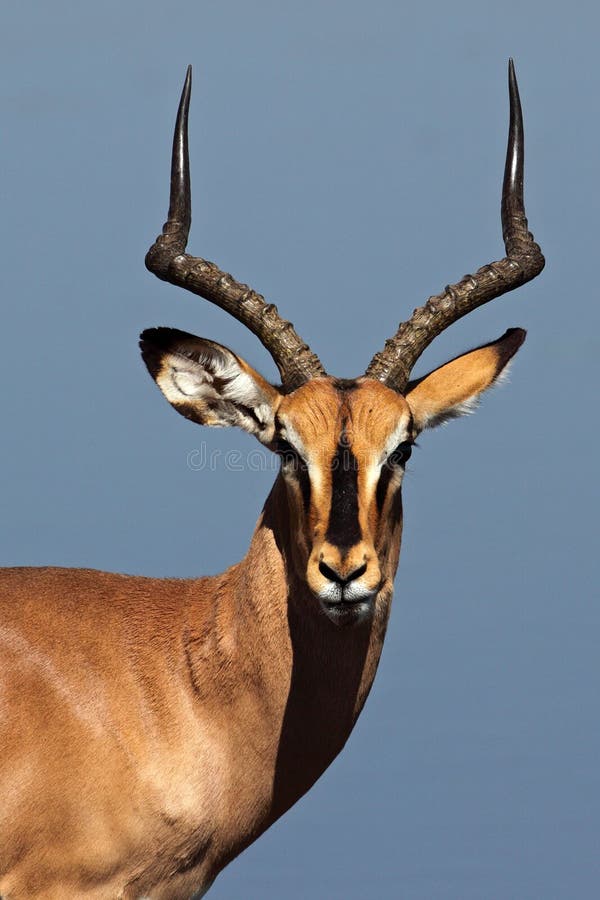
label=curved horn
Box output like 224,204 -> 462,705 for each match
145,66 -> 326,393
365,60 -> 545,392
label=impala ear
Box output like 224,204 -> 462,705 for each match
140,328 -> 281,442
404,328 -> 526,432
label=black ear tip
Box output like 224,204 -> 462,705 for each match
492,327 -> 526,369
485,327 -> 526,355
139,333 -> 163,379
139,327 -> 181,379
139,326 -> 188,361
503,326 -> 527,348
140,326 -> 174,348
139,330 -> 153,355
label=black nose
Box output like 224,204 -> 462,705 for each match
319,560 -> 367,585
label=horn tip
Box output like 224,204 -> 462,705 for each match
180,65 -> 192,107
507,58 -> 520,98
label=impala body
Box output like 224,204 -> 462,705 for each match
0,63 -> 543,898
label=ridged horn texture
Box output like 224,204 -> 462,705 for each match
145,66 -> 326,393
364,59 -> 545,393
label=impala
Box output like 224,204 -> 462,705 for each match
0,61 -> 543,898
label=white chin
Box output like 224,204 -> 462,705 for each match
317,582 -> 343,604
315,583 -> 377,626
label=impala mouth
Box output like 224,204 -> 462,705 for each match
312,575 -> 380,625
320,597 -> 374,626
318,582 -> 378,625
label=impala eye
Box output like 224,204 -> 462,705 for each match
388,441 -> 413,467
275,438 -> 303,468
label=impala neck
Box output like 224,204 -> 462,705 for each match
225,474 -> 404,824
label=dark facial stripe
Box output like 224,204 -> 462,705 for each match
277,448 -> 311,513
297,464 -> 311,513
376,463 -> 394,513
325,441 -> 361,551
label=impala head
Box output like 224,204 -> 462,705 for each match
142,63 -> 543,626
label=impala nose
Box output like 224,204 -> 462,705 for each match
308,542 -> 381,613
318,560 -> 367,586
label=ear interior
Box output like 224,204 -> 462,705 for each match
405,327 -> 526,431
140,327 -> 280,441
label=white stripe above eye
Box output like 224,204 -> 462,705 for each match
362,416 -> 412,495
278,420 -> 322,494
278,422 -> 308,461
381,419 -> 413,462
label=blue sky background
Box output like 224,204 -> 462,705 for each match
1,2 -> 598,897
